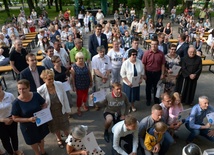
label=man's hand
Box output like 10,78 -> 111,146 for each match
208,130 -> 214,137
4,118 -> 13,125
205,123 -> 211,129
152,143 -> 160,153
129,153 -> 137,155
160,74 -> 164,80
143,75 -> 147,80
120,115 -> 125,120
189,74 -> 196,80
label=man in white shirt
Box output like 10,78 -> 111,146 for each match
53,40 -> 69,68
112,115 -> 138,155
92,45 -> 111,91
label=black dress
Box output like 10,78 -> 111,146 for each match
180,55 -> 202,104
11,93 -> 49,145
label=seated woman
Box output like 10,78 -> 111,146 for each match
193,36 -> 203,56
141,23 -> 149,45
0,48 -> 9,66
155,18 -> 164,34
148,24 -> 156,39
40,37 -> 53,55
163,22 -> 173,39
207,29 -> 214,52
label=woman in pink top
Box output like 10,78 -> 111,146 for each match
168,92 -> 183,139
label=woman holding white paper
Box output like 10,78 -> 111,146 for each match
120,49 -> 144,112
11,79 -> 49,155
37,69 -> 70,149
51,55 -> 72,107
165,44 -> 181,93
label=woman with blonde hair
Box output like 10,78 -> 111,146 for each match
37,69 -> 70,149
70,52 -> 92,116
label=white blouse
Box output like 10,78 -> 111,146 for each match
0,92 -> 15,118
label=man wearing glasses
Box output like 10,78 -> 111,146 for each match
88,24 -> 108,59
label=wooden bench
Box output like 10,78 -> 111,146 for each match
36,55 -> 44,61
202,59 -> 214,73
37,61 -> 42,66
0,66 -> 16,80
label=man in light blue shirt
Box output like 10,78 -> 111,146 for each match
185,96 -> 214,143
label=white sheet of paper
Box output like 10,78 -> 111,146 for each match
171,65 -> 181,76
33,108 -> 53,126
62,81 -> 71,91
82,132 -> 105,155
206,112 -> 214,125
131,76 -> 140,87
178,108 -> 192,121
93,89 -> 106,103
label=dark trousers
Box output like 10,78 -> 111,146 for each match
0,121 -> 18,154
112,134 -> 133,155
145,70 -> 161,103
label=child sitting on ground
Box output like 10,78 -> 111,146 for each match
144,122 -> 168,155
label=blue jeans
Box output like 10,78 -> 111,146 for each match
185,122 -> 214,142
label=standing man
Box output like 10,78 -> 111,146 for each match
20,53 -> 45,92
96,82 -> 130,143
185,96 -> 214,143
158,33 -> 168,55
176,33 -> 189,58
88,24 -> 108,59
9,39 -> 28,81
123,37 -> 144,61
70,38 -> 90,64
53,40 -> 69,68
92,46 -> 111,91
42,46 -> 54,69
142,39 -> 165,106
139,104 -> 174,155
112,115 -> 138,155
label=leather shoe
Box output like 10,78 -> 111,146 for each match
104,130 -> 109,143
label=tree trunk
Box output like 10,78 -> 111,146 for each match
47,0 -> 51,9
168,0 -> 176,13
59,0 -> 62,11
2,0 -> 10,17
203,0 -> 210,10
26,0 -> 35,11
144,0 -> 155,19
113,0 -> 119,14
35,0 -> 38,7
55,0 -> 59,12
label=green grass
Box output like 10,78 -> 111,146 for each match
0,5 -> 75,25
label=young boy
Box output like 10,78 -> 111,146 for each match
144,122 -> 168,155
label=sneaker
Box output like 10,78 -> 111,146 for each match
104,130 -> 109,143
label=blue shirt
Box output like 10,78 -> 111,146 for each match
123,48 -> 144,60
187,104 -> 214,129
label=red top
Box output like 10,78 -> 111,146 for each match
142,50 -> 166,72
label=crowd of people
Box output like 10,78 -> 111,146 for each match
0,3 -> 214,155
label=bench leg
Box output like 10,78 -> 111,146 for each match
0,76 -> 7,90
209,65 -> 214,73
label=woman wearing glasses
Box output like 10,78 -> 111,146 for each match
120,49 -> 144,112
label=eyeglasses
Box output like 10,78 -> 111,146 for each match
131,54 -> 137,56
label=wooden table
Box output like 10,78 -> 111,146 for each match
145,39 -> 178,49
36,55 -> 44,61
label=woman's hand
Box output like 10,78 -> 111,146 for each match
29,117 -> 36,123
81,150 -> 88,155
72,86 -> 76,92
4,117 -> 13,125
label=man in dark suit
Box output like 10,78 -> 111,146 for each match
42,46 -> 54,69
176,33 -> 189,58
20,53 -> 45,92
88,24 -> 108,58
158,33 -> 168,55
